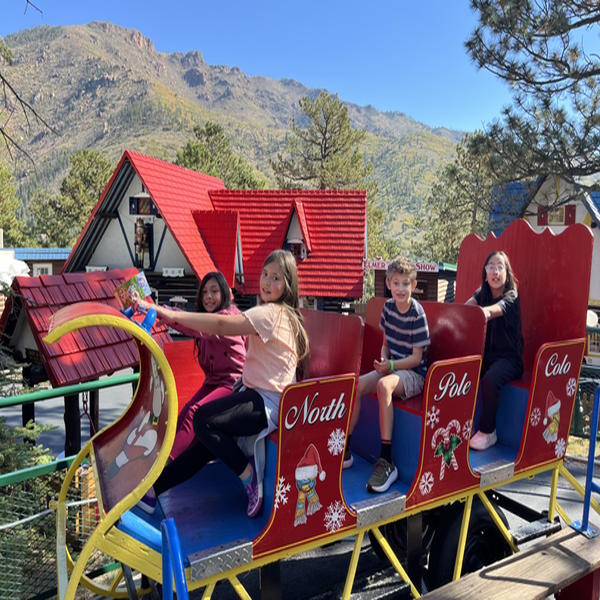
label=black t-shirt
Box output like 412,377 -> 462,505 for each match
474,288 -> 524,368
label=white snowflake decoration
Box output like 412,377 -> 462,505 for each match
419,471 -> 434,496
426,406 -> 440,429
566,377 -> 577,398
327,428 -> 346,456
555,438 -> 566,459
530,407 -> 542,427
274,476 -> 291,509
324,500 -> 346,532
462,419 -> 473,440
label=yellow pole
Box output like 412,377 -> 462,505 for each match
452,496 -> 473,581
548,465 -> 560,522
371,527 -> 421,598
478,492 -> 518,553
342,532 -> 364,600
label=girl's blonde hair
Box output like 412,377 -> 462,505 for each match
263,249 -> 309,361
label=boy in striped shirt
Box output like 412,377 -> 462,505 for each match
344,256 -> 430,493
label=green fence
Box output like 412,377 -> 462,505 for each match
0,373 -> 139,599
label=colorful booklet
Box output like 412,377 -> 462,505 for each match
114,271 -> 152,309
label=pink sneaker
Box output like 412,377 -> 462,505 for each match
245,458 -> 263,518
469,430 -> 497,451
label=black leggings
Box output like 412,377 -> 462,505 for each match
478,357 -> 523,434
153,388 -> 269,496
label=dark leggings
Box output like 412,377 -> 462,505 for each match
478,357 -> 523,434
154,388 -> 269,496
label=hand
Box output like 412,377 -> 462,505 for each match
374,358 -> 389,374
135,295 -> 152,313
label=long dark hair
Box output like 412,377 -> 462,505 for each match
262,249 -> 309,362
193,271 -> 233,357
194,271 -> 231,313
479,250 -> 518,305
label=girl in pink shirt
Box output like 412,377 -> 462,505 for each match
138,250 -> 309,518
168,271 -> 246,460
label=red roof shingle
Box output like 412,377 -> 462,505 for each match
210,190 -> 366,298
1,268 -> 171,387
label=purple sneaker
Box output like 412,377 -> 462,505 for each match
245,458 -> 263,518
138,487 -> 157,514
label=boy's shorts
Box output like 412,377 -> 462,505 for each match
394,369 -> 425,399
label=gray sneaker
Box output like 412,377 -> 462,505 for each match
367,458 -> 398,493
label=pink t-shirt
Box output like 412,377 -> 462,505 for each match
242,303 -> 298,393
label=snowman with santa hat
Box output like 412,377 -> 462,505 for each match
294,443 -> 326,527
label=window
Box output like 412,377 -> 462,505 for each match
547,206 -> 565,225
33,263 -> 52,276
284,240 -> 307,261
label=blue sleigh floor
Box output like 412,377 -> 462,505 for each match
342,453 -> 410,506
118,461 -> 271,562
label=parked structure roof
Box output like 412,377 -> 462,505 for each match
0,268 -> 171,387
64,150 -> 226,277
13,248 -> 72,261
209,189 -> 367,298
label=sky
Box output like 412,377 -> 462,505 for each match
0,0 -> 514,132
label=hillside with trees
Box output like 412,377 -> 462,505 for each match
1,22 -> 460,248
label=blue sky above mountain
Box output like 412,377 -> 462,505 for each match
1,0 -> 513,131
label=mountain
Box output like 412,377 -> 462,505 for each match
3,22 -> 462,239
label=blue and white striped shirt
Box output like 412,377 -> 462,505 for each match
380,298 -> 430,376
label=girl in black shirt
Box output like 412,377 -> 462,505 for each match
466,251 -> 524,450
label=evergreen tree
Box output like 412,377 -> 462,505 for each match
466,1 -> 600,196
28,149 -> 112,247
413,133 -> 497,263
0,163 -> 25,246
271,91 -> 374,191
271,91 -> 393,281
176,121 -> 265,189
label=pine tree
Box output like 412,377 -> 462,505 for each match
176,121 -> 265,189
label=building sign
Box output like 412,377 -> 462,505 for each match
363,257 -> 439,273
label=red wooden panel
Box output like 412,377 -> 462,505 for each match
163,339 -> 205,412
406,356 -> 482,508
361,298 -> 486,373
565,204 -> 576,225
92,347 -> 170,512
253,375 -> 357,557
515,339 -> 586,473
301,309 -> 363,378
455,219 -> 593,375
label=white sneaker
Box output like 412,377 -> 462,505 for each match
469,430 -> 497,451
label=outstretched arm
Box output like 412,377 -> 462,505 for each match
137,298 -> 256,336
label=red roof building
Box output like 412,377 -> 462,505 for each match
0,268 -> 171,387
209,190 -> 366,299
61,150 -> 367,305
0,151 -> 367,391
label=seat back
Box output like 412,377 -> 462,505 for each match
163,339 -> 205,412
361,297 -> 486,374
301,309 -> 363,378
455,219 -> 593,377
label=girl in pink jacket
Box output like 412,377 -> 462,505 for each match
169,271 -> 246,460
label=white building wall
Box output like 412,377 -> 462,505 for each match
523,181 -> 599,306
87,175 -> 192,274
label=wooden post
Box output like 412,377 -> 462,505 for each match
64,393 -> 81,457
259,562 -> 281,600
89,389 -> 99,436
21,366 -> 35,434
406,513 -> 424,589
